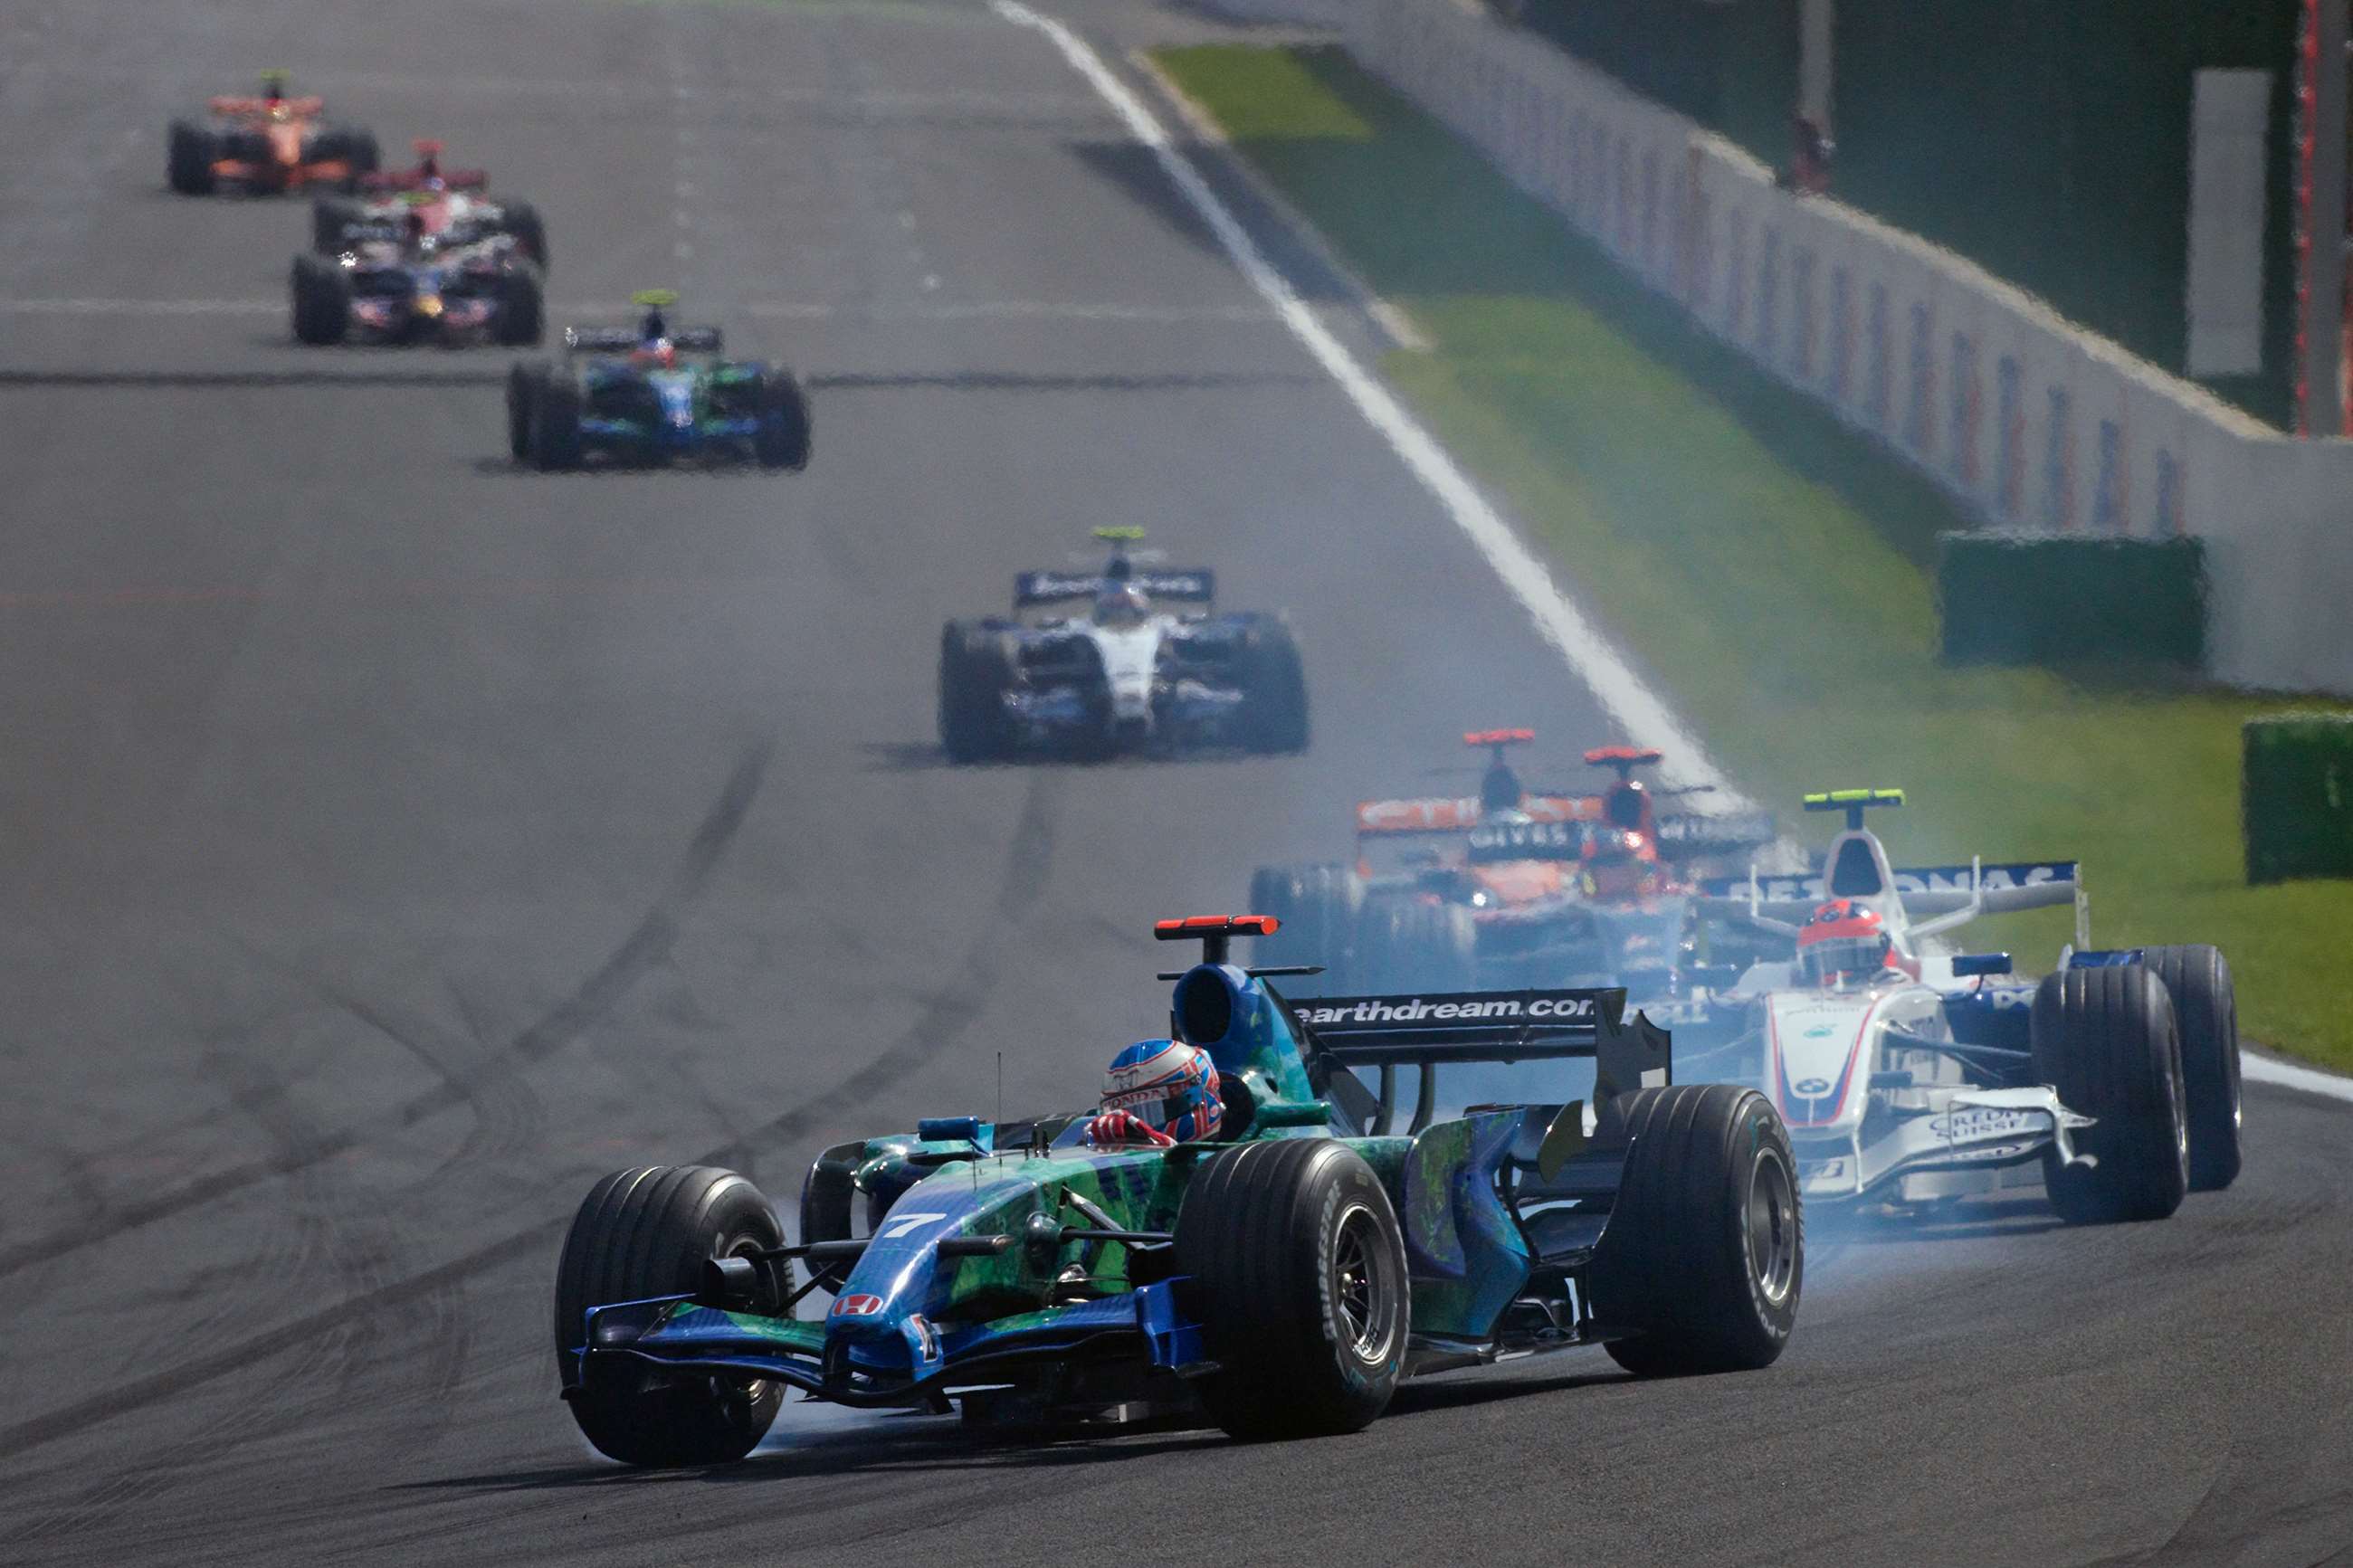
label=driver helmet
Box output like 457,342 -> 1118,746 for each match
1479,760 -> 1523,815
634,308 -> 676,367
1094,582 -> 1150,629
1796,899 -> 1902,987
401,208 -> 429,249
1092,1040 -> 1222,1145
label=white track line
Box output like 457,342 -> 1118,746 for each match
2244,1050 -> 2353,1105
992,0 -> 1746,803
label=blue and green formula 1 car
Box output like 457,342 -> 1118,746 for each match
505,291 -> 810,471
553,915 -> 1804,1466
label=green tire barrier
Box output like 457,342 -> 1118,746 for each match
2243,713 -> 2353,883
1936,532 -> 2207,670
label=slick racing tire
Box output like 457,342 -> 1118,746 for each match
938,621 -> 1015,763
313,126 -> 379,190
2136,945 -> 2241,1192
1586,1084 -> 1801,1377
1246,862 -> 1364,991
310,195 -> 364,254
1354,895 -> 1474,993
493,266 -> 545,347
531,376 -> 585,470
289,253 -> 349,346
2032,966 -> 2189,1225
1234,616 -> 1310,755
167,119 -> 217,195
555,1165 -> 787,1468
752,369 -> 812,470
1175,1139 -> 1408,1440
506,362 -> 547,462
498,199 -> 550,270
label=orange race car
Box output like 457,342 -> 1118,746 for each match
167,72 -> 378,195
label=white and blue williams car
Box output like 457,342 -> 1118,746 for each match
1676,788 -> 2241,1223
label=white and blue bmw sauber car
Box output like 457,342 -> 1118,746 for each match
1680,788 -> 2242,1223
937,529 -> 1308,763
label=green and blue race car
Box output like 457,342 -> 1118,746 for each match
507,291 -> 810,472
553,913 -> 1804,1465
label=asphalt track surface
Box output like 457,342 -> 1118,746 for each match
0,1 -> 2348,1564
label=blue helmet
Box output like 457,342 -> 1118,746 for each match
1100,1039 -> 1223,1143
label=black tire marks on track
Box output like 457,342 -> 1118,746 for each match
0,769 -> 1062,1468
0,740 -> 774,1284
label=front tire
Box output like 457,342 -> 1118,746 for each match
1586,1083 -> 1802,1376
2032,966 -> 2189,1224
752,368 -> 812,470
507,361 -> 545,461
1174,1139 -> 1409,1439
498,199 -> 550,269
2139,945 -> 2242,1192
554,1165 -> 786,1468
531,376 -> 585,470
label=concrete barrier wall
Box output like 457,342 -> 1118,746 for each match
1203,0 -> 2353,694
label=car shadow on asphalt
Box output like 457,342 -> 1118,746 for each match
396,1363 -> 1633,1494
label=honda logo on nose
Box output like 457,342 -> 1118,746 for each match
832,1294 -> 883,1317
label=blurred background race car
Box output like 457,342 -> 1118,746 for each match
291,203 -> 543,347
937,528 -> 1309,763
504,291 -> 811,470
167,71 -> 378,195
1249,731 -> 1774,1000
310,140 -> 548,268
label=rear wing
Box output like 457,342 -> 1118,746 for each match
1652,808 -> 1777,860
361,167 -> 489,192
1286,986 -> 1670,1134
564,325 -> 723,354
1013,569 -> 1214,608
1355,794 -> 1596,837
1698,860 -> 2087,945
211,94 -> 325,117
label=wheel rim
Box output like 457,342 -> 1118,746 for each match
1329,1202 -> 1399,1364
1745,1146 -> 1798,1307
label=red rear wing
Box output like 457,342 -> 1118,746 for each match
1585,746 -> 1662,767
1464,728 -> 1535,748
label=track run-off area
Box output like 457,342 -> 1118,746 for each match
0,1 -> 2347,1564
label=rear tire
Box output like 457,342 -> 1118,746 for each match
507,362 -> 545,461
2032,966 -> 2189,1224
498,199 -> 550,269
2136,945 -> 2241,1192
310,195 -> 364,253
1174,1140 -> 1408,1439
167,119 -> 217,195
289,254 -> 349,346
1247,863 -> 1364,990
938,621 -> 1015,763
752,368 -> 812,470
554,1165 -> 786,1468
493,267 -> 544,347
531,375 -> 585,470
1234,616 -> 1309,755
1586,1084 -> 1801,1376
1354,895 -> 1474,993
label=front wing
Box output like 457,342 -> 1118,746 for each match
1795,1087 -> 2094,1202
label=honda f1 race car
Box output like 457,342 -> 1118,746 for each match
167,72 -> 378,195
310,141 -> 548,268
1249,731 -> 1773,1001
291,206 -> 543,347
553,914 -> 1801,1466
937,528 -> 1309,762
505,292 -> 811,470
1679,788 -> 2243,1221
